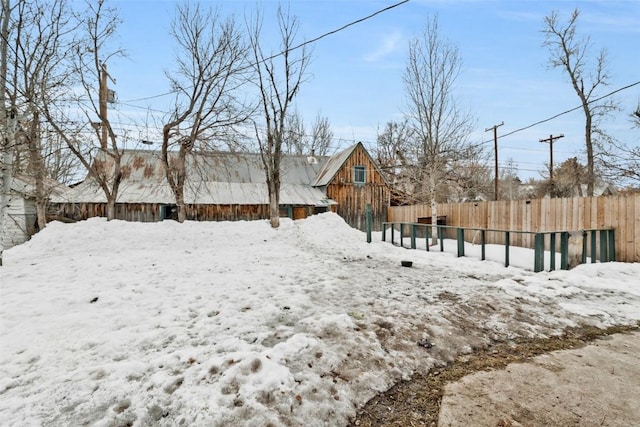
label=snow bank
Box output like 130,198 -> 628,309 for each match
1,213 -> 639,426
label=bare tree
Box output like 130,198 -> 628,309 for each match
37,0 -> 125,220
162,1 -> 250,223
0,0 -> 15,265
403,15 -> 476,243
375,119 -> 416,204
284,110 -> 333,156
8,0 -> 80,230
543,8 -> 617,196
309,113 -> 333,156
283,109 -> 305,154
248,5 -> 311,228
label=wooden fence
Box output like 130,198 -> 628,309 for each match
387,193 -> 640,263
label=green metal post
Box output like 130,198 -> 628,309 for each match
457,228 -> 465,257
391,224 -> 395,245
505,231 -> 510,267
534,233 -> 544,272
425,225 -> 430,252
560,232 -> 569,270
438,226 -> 444,252
549,233 -> 556,271
411,224 -> 416,249
481,230 -> 486,261
608,229 -> 615,261
599,229 -> 608,262
589,230 -> 596,263
382,223 -> 386,242
399,224 -> 404,248
365,204 -> 372,243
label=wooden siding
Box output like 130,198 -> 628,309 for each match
387,193 -> 640,263
326,144 -> 390,231
49,203 -> 311,223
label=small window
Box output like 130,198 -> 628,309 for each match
354,165 -> 366,184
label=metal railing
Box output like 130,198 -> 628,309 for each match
381,222 -> 615,272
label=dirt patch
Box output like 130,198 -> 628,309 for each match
349,324 -> 639,427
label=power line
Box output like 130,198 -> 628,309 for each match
496,80 -> 640,141
121,0 -> 409,104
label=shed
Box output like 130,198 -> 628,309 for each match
50,150 -> 337,223
313,142 -> 391,231
50,144 -> 391,230
3,175 -> 68,249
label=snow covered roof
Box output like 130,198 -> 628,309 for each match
10,174 -> 69,198
50,150 -> 337,206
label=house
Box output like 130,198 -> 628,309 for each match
49,143 -> 391,231
2,174 -> 68,249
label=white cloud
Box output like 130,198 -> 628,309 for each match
363,29 -> 403,62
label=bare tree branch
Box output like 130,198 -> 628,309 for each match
542,8 -> 618,196
248,5 -> 311,228
162,1 -> 252,223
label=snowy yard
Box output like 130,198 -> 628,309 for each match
1,213 -> 639,426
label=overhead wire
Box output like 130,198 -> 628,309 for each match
121,0 -> 410,103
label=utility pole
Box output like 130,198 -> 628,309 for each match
99,62 -> 116,150
485,121 -> 504,201
539,133 -> 564,187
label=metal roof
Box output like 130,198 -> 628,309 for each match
312,144 -> 358,187
51,150 -> 337,206
312,142 -> 390,187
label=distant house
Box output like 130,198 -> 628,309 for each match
3,174 -> 68,249
49,142 -> 391,231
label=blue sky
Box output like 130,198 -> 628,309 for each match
105,0 -> 640,180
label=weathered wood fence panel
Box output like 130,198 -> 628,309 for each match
388,194 -> 640,263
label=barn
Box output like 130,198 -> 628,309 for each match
3,175 -> 69,250
49,143 -> 390,230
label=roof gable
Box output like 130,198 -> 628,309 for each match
312,142 -> 389,187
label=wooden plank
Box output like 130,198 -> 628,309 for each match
635,194 -> 640,263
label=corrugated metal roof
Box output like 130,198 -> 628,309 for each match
312,144 -> 358,186
11,174 -> 69,198
50,150 -> 337,206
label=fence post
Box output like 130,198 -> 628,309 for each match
560,232 -> 569,270
399,223 -> 404,248
391,223 -> 395,245
534,233 -> 544,272
457,228 -> 465,257
505,231 -> 510,267
608,229 -> 615,261
589,230 -> 596,263
481,229 -> 486,261
365,204 -> 372,243
599,229 -> 608,262
425,225 -> 430,252
438,226 -> 444,252
549,233 -> 556,271
382,222 -> 386,242
411,224 -> 416,249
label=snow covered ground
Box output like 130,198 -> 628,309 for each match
1,213 -> 639,427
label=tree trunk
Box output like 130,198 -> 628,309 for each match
429,173 -> 438,246
268,176 -> 280,228
106,196 -> 116,220
584,114 -> 594,196
176,186 -> 186,223
28,111 -> 47,230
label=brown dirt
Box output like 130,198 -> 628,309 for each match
349,324 -> 639,427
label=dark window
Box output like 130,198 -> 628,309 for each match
354,165 -> 366,184
161,204 -> 178,221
